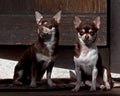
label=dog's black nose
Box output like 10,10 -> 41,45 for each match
85,35 -> 89,40
40,27 -> 44,31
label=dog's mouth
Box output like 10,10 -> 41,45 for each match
84,40 -> 92,44
38,26 -> 56,41
42,34 -> 53,42
83,36 -> 96,45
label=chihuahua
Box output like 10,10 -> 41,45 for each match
72,16 -> 112,91
13,11 -> 61,87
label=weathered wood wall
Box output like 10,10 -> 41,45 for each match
0,0 -> 107,46
110,0 -> 120,73
0,0 -> 107,14
35,0 -> 107,14
0,0 -> 35,14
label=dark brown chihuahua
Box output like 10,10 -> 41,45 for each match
13,11 -> 61,87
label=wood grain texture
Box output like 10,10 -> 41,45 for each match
0,0 -> 35,14
0,15 -> 107,46
0,0 -> 107,16
35,0 -> 107,14
0,0 -> 107,45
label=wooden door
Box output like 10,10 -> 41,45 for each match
0,0 -> 107,46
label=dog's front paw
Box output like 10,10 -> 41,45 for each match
72,87 -> 79,92
90,86 -> 96,91
72,85 -> 80,92
105,82 -> 111,90
13,80 -> 23,86
100,85 -> 106,90
50,83 -> 56,87
48,80 -> 56,87
30,82 -> 36,87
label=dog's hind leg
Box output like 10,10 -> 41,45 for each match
13,70 -> 23,85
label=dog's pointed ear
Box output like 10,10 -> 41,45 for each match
93,16 -> 100,29
35,11 -> 43,24
74,16 -> 82,29
53,10 -> 62,24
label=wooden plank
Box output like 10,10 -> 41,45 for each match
0,0 -> 35,14
0,0 -> 107,45
0,15 -> 36,45
0,15 -> 107,46
35,0 -> 107,14
110,0 -> 120,73
0,0 -> 107,14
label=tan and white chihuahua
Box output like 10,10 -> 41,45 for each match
72,16 -> 112,92
13,11 -> 61,87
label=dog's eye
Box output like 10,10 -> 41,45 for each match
90,32 -> 94,35
80,29 -> 85,35
80,32 -> 84,35
88,29 -> 95,35
43,22 -> 48,25
81,29 -> 85,32
38,22 -> 42,25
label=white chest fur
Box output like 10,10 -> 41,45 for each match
36,53 -> 52,63
74,45 -> 98,75
44,31 -> 56,54
36,53 -> 53,69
